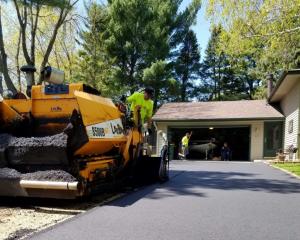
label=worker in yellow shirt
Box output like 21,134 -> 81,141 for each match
127,88 -> 154,129
181,131 -> 192,159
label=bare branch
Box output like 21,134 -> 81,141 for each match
245,26 -> 300,38
0,6 -> 17,94
13,0 -> 32,65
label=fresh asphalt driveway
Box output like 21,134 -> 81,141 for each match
31,161 -> 300,240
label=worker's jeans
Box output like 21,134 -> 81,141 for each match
182,145 -> 189,158
221,151 -> 230,161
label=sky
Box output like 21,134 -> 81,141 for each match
181,0 -> 211,56
77,0 -> 211,56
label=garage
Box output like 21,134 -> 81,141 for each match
153,100 -> 284,161
168,126 -> 250,160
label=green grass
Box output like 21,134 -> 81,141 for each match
273,163 -> 300,177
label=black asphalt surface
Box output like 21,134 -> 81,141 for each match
31,161 -> 300,240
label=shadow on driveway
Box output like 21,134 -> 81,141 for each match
109,168 -> 300,207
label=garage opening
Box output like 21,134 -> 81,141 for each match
168,126 -> 250,161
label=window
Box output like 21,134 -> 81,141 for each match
288,120 -> 293,134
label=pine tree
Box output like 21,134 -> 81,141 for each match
200,26 -> 260,101
231,54 -> 260,100
200,26 -> 239,100
75,0 -> 201,99
73,3 -> 118,96
174,30 -> 200,102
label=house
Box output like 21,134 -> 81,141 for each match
153,70 -> 300,161
268,70 -> 300,160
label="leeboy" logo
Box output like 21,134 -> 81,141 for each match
86,118 -> 124,139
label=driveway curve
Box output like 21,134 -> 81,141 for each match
30,161 -> 300,240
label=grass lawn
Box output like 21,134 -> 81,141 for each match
272,163 -> 300,177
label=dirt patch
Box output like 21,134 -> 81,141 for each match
0,206 -> 73,240
0,192 -> 123,240
4,228 -> 34,240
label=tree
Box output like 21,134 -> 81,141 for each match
200,26 -> 224,100
0,0 -> 79,94
0,4 -> 17,95
12,0 -> 78,84
206,0 -> 300,84
76,0 -> 201,100
174,30 -> 200,101
143,60 -> 178,109
104,0 -> 172,93
230,54 -> 260,100
200,26 -> 239,100
43,12 -> 79,81
73,2 -> 115,95
200,26 -> 260,101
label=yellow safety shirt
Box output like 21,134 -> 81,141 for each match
182,136 -> 189,147
127,92 -> 153,123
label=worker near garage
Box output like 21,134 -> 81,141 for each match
221,142 -> 231,161
126,87 -> 154,130
181,131 -> 192,159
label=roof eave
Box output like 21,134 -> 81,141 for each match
268,69 -> 300,103
153,117 -> 284,122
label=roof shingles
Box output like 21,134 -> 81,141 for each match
153,100 -> 283,121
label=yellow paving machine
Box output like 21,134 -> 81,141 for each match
0,66 -> 169,199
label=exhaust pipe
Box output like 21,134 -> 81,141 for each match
20,180 -> 78,191
20,65 -> 36,97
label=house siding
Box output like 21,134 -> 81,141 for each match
280,82 -> 300,154
155,122 -> 168,157
155,120 -> 266,161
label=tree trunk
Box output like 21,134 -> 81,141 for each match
0,75 -> 3,95
212,58 -> 217,100
15,28 -> 22,91
217,59 -> 221,100
13,0 -> 32,66
61,37 -> 73,79
154,85 -> 159,110
181,75 -> 187,102
0,6 -> 17,95
0,55 -> 3,94
38,0 -> 79,84
29,3 -> 40,84
38,8 -> 66,84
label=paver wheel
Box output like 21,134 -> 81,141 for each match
158,145 -> 169,182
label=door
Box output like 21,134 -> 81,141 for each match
169,126 -> 250,160
264,121 -> 283,157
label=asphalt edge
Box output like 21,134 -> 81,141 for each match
23,192 -> 127,240
266,162 -> 300,181
24,177 -> 175,240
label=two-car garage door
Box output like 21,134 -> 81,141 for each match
168,126 -> 250,161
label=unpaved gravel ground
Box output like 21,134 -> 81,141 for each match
0,193 -> 124,240
0,206 -> 71,240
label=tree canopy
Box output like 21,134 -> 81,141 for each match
1,0 -> 296,105
206,0 -> 300,81
75,0 -> 201,104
